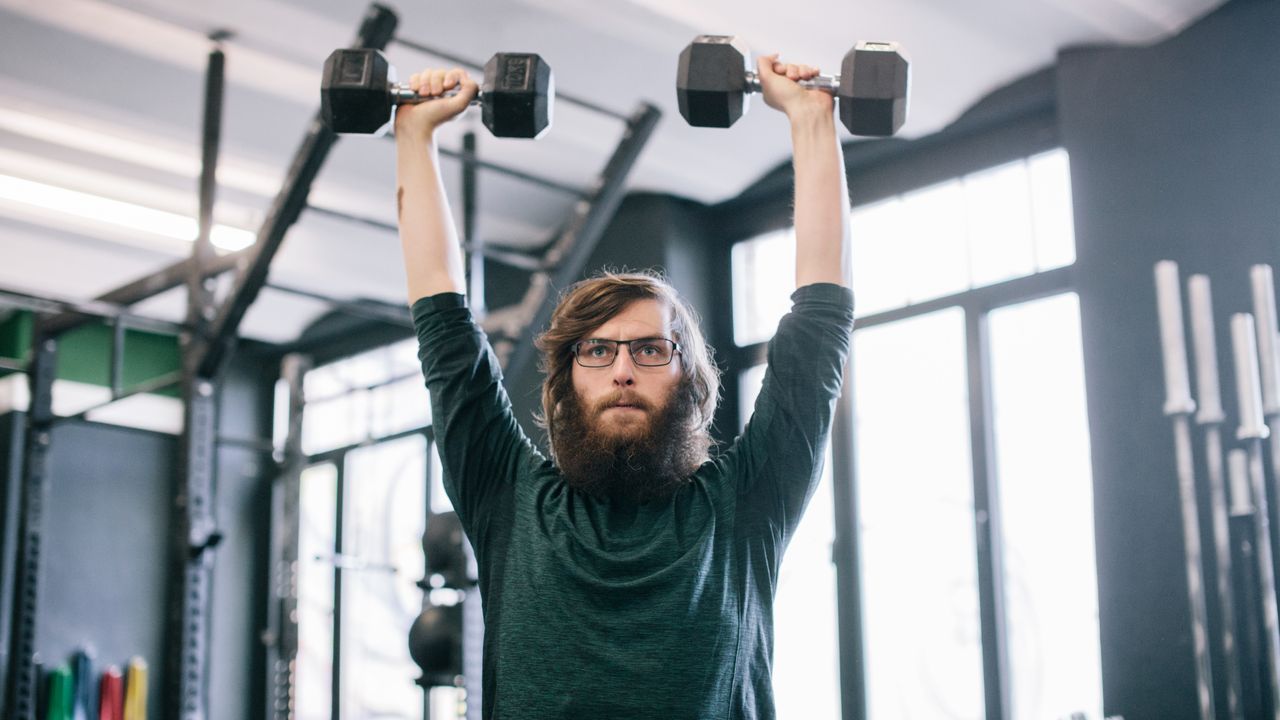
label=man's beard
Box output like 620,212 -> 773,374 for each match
552,381 -> 709,504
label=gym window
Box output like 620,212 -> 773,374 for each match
731,147 -> 1102,719
731,148 -> 1075,345
295,337 -> 428,456
284,339 -> 460,720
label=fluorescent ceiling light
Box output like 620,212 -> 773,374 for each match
0,105 -> 394,221
0,106 -> 281,197
0,174 -> 255,251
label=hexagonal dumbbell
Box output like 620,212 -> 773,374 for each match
321,48 -> 555,138
676,35 -> 909,136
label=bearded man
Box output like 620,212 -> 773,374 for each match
398,54 -> 854,720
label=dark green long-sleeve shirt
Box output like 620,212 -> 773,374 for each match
412,282 -> 853,719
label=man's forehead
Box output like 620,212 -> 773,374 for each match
584,298 -> 673,338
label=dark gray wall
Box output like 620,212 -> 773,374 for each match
1059,0 -> 1280,717
39,419 -> 175,716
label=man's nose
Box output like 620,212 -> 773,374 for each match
611,350 -> 636,385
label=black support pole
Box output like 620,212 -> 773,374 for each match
266,354 -> 310,719
189,43 -> 223,326
966,306 -> 1012,720
483,102 -> 662,374
331,459 -> 347,720
165,39 -> 228,720
2,334 -> 55,720
171,376 -> 221,720
109,318 -> 126,399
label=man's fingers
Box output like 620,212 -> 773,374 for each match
444,67 -> 472,92
766,60 -> 822,82
407,68 -> 476,98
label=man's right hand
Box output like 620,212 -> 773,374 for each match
394,68 -> 480,143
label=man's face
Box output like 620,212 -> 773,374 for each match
570,298 -> 682,439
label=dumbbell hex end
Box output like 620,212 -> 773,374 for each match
839,42 -> 909,137
483,53 -> 555,139
322,48 -> 395,134
676,35 -> 753,128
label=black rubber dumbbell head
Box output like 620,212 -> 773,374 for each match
838,42 -> 909,137
483,53 -> 554,139
322,48 -> 395,134
676,35 -> 753,128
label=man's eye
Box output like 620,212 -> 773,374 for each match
636,343 -> 661,356
587,345 -> 610,357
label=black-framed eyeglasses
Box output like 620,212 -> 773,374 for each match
571,337 -> 680,368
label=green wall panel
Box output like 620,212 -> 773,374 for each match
0,311 -> 180,395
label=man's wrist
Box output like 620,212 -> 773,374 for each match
788,107 -> 835,129
395,124 -> 440,151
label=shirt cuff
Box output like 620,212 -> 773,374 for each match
411,292 -> 468,324
792,282 -> 854,308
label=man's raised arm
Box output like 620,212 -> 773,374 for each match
395,68 -> 477,303
756,55 -> 851,289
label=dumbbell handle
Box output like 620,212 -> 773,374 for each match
743,71 -> 841,96
389,84 -> 484,108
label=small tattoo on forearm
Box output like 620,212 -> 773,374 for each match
397,186 -> 405,219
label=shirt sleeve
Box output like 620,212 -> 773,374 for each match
722,282 -> 854,549
412,293 -> 544,543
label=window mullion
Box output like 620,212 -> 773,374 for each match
966,303 -> 1013,720
831,362 -> 868,720
331,453 -> 346,720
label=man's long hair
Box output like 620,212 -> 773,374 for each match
534,270 -> 721,467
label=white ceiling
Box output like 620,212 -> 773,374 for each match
0,0 -> 1224,343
